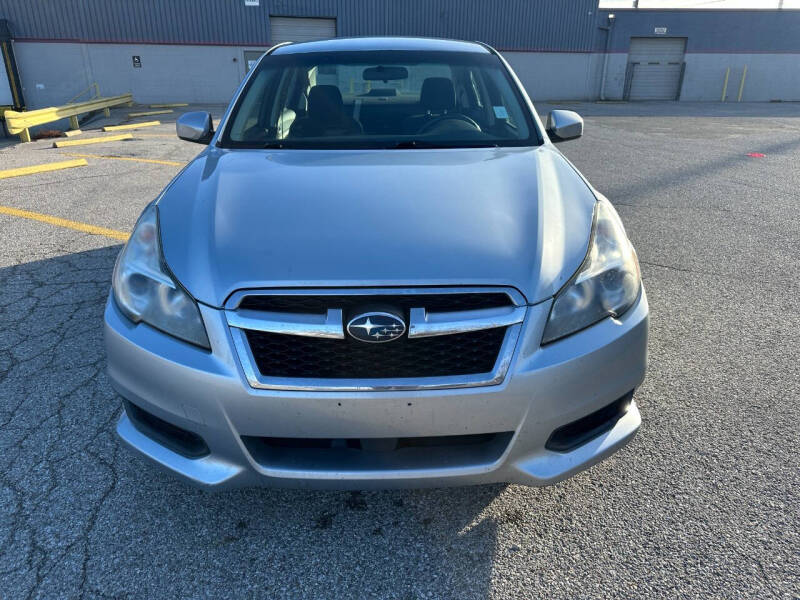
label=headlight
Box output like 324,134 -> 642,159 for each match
112,205 -> 210,349
542,199 -> 641,344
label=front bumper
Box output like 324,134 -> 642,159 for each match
104,289 -> 648,490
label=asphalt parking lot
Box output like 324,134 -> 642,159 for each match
1,102 -> 798,599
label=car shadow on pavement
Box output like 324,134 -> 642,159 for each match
601,134 -> 800,205
0,246 -> 507,599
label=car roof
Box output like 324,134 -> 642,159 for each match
271,36 -> 491,55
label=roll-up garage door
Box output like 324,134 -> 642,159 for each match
270,17 -> 336,44
626,37 -> 687,101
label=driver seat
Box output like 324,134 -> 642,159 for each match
290,85 -> 362,138
403,77 -> 456,134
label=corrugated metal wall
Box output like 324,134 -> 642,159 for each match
598,9 -> 800,52
380,0 -> 598,51
0,0 -> 599,51
2,2 -> 798,53
0,0 -> 271,44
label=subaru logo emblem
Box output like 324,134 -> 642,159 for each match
347,312 -> 406,343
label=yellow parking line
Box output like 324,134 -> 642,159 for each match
61,152 -> 185,167
53,133 -> 133,148
0,159 -> 88,179
0,205 -> 129,241
135,133 -> 175,138
150,103 -> 188,108
103,120 -> 161,132
128,109 -> 173,117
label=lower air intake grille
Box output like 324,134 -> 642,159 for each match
241,432 -> 514,472
245,326 -> 507,379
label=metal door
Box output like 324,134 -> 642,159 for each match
626,37 -> 687,101
244,50 -> 264,73
1,19 -> 25,109
269,17 -> 336,44
0,58 -> 12,106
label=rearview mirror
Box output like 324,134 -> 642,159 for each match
177,111 -> 214,144
363,65 -> 408,81
546,110 -> 583,143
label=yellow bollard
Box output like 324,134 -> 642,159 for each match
721,67 -> 730,102
737,65 -> 748,102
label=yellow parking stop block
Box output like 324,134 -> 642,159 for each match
128,109 -> 173,118
0,159 -> 88,179
103,121 -> 161,131
63,129 -> 85,137
53,134 -> 133,148
61,152 -> 185,167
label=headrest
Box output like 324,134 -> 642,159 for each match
420,77 -> 455,112
308,85 -> 344,118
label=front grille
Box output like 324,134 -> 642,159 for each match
229,289 -> 523,387
238,292 -> 514,314
245,326 -> 507,379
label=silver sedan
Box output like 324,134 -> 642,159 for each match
104,37 -> 648,489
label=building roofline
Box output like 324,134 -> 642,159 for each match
599,7 -> 800,12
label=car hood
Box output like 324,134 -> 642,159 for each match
157,145 -> 596,307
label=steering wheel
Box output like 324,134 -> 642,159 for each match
418,114 -> 481,134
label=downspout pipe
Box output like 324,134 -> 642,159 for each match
598,14 -> 616,101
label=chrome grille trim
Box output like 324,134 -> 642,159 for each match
226,308 -> 344,339
224,286 -> 526,310
407,305 -> 526,339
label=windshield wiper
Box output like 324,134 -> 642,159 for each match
389,140 -> 499,149
263,141 -> 290,149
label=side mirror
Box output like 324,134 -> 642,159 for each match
546,110 -> 583,143
176,111 -> 214,144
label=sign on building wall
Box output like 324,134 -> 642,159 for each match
132,55 -> 142,68
654,27 -> 668,34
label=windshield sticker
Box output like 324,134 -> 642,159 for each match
493,106 -> 509,119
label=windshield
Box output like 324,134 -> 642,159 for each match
220,50 -> 540,149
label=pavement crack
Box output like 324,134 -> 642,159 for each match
638,259 -> 696,274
